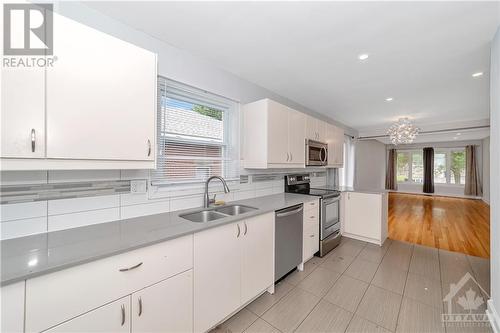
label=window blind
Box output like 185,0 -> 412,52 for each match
151,78 -> 240,185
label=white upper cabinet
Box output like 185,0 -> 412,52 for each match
1,63 -> 46,159
46,14 -> 156,162
306,116 -> 327,142
266,100 -> 290,164
243,99 -> 305,168
326,124 -> 344,167
288,108 -> 306,164
1,13 -> 157,170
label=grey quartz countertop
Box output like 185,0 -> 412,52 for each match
0,193 -> 316,286
327,186 -> 388,195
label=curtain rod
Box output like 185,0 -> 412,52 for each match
357,125 -> 490,140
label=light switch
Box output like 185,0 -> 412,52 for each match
130,179 -> 147,194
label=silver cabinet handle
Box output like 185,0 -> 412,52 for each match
121,305 -> 126,326
244,222 -> 248,236
119,262 -> 143,272
286,152 -> 289,162
290,152 -> 293,161
138,297 -> 143,317
147,139 -> 151,157
310,235 -> 315,238
31,129 -> 36,152
237,224 -> 240,238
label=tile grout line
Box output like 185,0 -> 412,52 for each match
342,239 -> 398,333
392,243 -> 414,333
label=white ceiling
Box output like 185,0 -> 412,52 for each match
85,1 -> 499,132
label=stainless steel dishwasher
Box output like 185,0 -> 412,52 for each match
275,203 -> 304,282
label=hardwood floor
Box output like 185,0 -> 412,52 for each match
388,192 -> 490,258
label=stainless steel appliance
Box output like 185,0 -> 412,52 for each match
284,174 -> 341,257
305,139 -> 328,166
275,204 -> 304,282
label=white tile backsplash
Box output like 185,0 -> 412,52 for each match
48,208 -> 120,232
48,170 -> 121,183
0,171 -> 47,185
121,200 -> 170,219
48,195 -> 120,215
0,201 -> 47,222
0,217 -> 47,240
0,171 -> 325,238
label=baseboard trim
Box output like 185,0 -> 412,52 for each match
390,190 -> 482,200
487,299 -> 500,333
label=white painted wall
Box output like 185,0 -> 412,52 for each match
354,140 -> 386,190
483,137 -> 490,204
488,26 -> 500,331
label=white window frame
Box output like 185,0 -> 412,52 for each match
151,77 -> 240,191
396,147 -> 466,187
396,149 -> 423,184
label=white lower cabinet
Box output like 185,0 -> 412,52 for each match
342,192 -> 388,245
194,213 -> 274,333
1,281 -> 25,333
131,270 -> 193,333
240,213 -> 274,305
303,200 -> 320,262
44,297 -> 131,333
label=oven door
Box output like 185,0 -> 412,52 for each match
320,196 -> 340,239
306,140 -> 328,166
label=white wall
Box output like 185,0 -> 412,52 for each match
483,137 -> 491,204
488,26 -> 500,332
354,140 -> 386,190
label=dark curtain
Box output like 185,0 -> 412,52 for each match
465,145 -> 482,196
385,149 -> 398,190
423,147 -> 434,193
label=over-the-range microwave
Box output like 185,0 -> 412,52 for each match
305,139 -> 328,166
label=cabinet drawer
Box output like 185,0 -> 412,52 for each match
303,225 -> 319,261
304,200 -> 319,211
304,212 -> 319,229
26,235 -> 193,333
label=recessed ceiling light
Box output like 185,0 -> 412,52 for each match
472,72 -> 483,78
456,132 -> 461,136
28,258 -> 38,267
385,97 -> 394,102
453,137 -> 458,140
358,54 -> 369,61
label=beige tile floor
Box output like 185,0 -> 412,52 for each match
210,237 -> 491,333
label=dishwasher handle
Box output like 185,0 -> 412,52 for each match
276,204 -> 303,218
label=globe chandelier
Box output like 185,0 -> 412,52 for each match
386,117 -> 420,145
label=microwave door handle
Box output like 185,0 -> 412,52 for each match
321,147 -> 327,163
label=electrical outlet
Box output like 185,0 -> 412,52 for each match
130,180 -> 147,194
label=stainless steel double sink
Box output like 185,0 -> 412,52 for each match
179,204 -> 258,223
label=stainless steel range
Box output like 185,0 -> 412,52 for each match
284,174 -> 341,257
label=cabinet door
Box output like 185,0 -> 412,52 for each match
326,124 -> 344,167
317,120 -> 327,142
344,192 -> 381,240
303,224 -> 319,262
287,109 -> 306,164
241,213 -> 274,304
194,222 -> 241,333
1,282 -> 25,333
1,63 -> 45,158
267,100 -> 289,164
132,270 -> 193,333
46,14 -> 156,161
305,115 -> 317,140
44,297 -> 130,333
